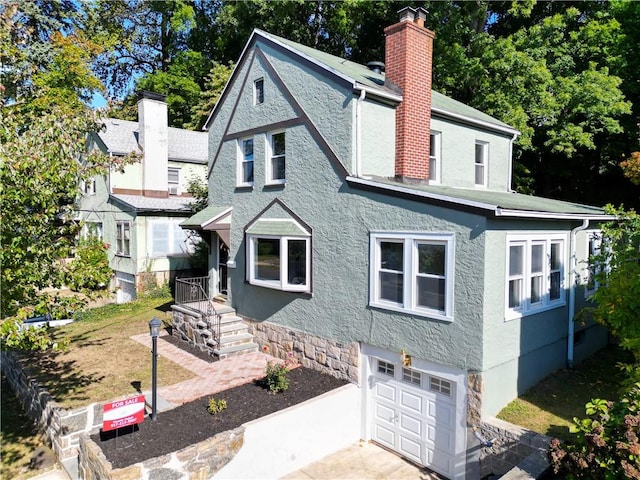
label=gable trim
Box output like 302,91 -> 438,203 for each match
255,49 -> 349,179
208,49 -> 259,178
244,198 -> 312,235
223,119 -> 304,142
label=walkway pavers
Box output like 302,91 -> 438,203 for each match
130,333 -> 276,405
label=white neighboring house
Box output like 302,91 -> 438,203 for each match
78,92 -> 208,303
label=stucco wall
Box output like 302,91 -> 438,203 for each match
360,98 -> 395,177
432,116 -> 512,191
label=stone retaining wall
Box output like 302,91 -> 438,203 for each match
246,320 -> 360,383
479,417 -> 551,479
78,427 -> 244,480
171,305 -> 210,354
1,350 -> 103,475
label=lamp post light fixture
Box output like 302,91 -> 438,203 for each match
149,317 -> 162,421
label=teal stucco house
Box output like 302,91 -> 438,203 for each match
181,8 -> 611,478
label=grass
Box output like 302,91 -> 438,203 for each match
497,344 -> 632,441
16,294 -> 196,409
1,374 -> 52,479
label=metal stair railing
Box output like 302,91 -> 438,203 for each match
175,277 -> 221,349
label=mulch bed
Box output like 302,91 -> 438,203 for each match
91,366 -> 348,469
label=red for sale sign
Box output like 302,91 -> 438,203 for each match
102,394 -> 146,432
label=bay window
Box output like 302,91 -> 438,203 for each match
247,232 -> 310,292
370,232 -> 455,321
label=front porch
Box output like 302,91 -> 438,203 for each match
172,276 -> 258,359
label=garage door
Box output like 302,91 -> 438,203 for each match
371,359 -> 457,478
115,272 -> 136,304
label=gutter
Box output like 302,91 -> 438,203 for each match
567,219 -> 590,368
507,132 -> 519,192
347,176 -> 614,221
431,106 -> 519,137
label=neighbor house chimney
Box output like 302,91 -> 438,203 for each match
384,7 -> 434,183
138,91 -> 169,197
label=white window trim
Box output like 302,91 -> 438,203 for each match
429,131 -> 441,184
236,137 -> 254,188
505,233 -> 567,321
254,78 -> 264,105
265,130 -> 286,185
585,230 -> 607,297
115,221 -> 131,257
246,232 -> 310,293
475,141 -> 488,188
369,232 -> 455,322
82,222 -> 103,240
81,178 -> 96,196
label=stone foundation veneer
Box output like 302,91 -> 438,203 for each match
246,320 -> 360,384
78,426 -> 244,480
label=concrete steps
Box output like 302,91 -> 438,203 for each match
208,306 -> 257,359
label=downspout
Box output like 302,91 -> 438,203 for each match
355,89 -> 366,177
568,218 -> 589,368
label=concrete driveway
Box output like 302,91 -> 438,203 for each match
281,442 -> 444,480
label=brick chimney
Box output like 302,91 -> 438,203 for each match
138,91 -> 169,197
384,7 -> 435,183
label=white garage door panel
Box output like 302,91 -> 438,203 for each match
375,403 -> 395,423
399,413 -> 422,436
400,390 -> 423,413
399,435 -> 422,462
426,424 -> 454,452
376,382 -> 396,402
428,400 -> 455,428
375,424 -> 395,447
370,365 -> 458,479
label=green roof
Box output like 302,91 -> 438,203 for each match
246,219 -> 309,236
181,205 -> 230,229
258,30 -> 516,133
357,177 -> 609,218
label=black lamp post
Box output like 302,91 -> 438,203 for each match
148,317 -> 161,421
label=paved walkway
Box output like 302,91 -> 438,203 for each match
130,333 -> 276,405
282,442 -> 441,480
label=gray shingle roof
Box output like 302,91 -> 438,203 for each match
97,118 -> 208,163
256,30 -> 516,134
349,176 -> 610,219
110,194 -> 196,213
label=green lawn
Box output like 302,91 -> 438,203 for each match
497,344 -> 632,441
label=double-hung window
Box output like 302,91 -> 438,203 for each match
370,232 -> 455,321
266,131 -> 286,184
506,234 -> 566,319
81,178 -> 96,195
148,220 -> 193,257
246,219 -> 310,292
237,138 -> 254,187
116,221 -> 131,257
82,222 -> 103,240
585,231 -> 606,296
429,131 -> 441,183
475,141 -> 488,187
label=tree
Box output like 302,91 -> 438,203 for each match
590,206 -> 640,360
0,2 -> 131,349
85,0 -> 196,98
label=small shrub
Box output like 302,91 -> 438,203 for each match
548,383 -> 640,478
264,352 -> 297,394
207,397 -> 227,415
